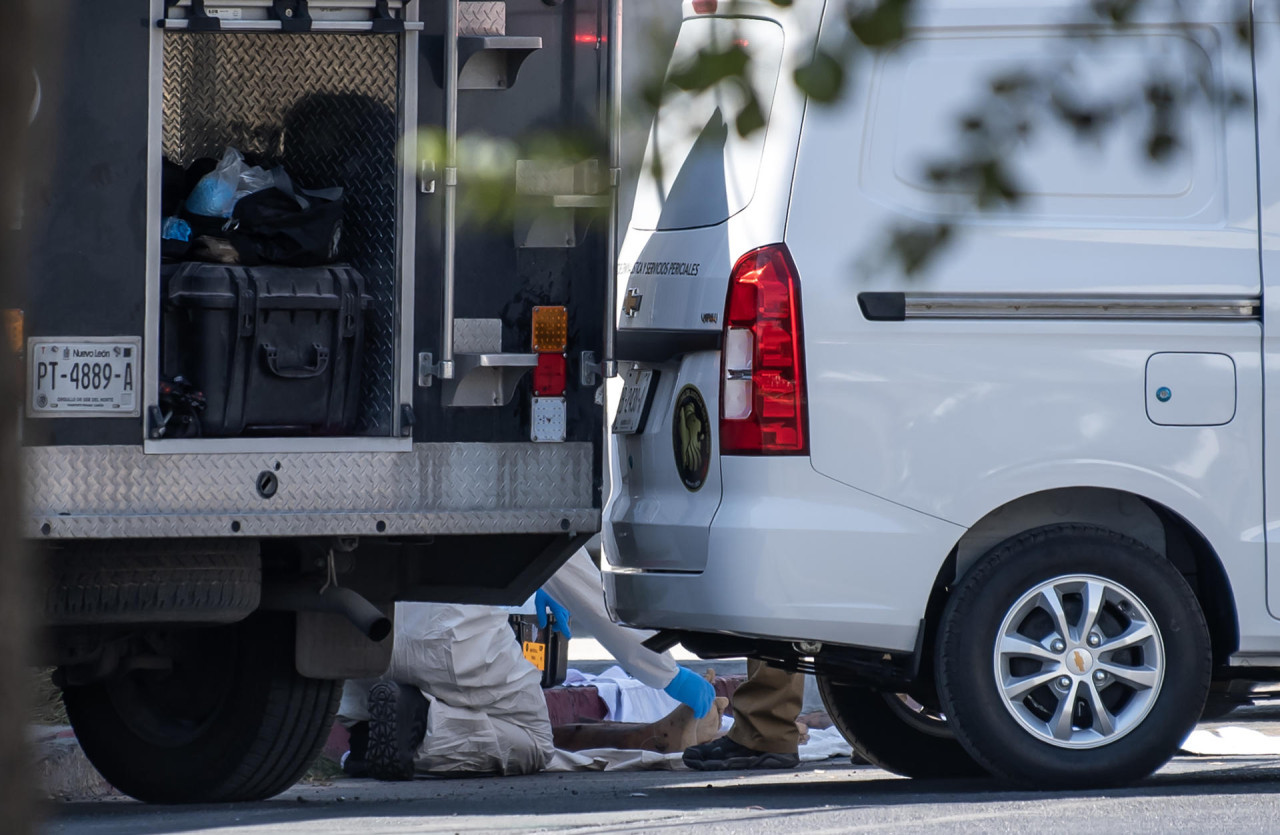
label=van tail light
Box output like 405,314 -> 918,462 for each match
719,244 -> 808,454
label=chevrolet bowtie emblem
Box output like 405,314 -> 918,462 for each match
622,288 -> 643,318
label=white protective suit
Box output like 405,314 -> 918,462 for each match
339,602 -> 554,775
338,547 -> 681,775
543,546 -> 679,691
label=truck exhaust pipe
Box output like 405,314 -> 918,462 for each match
262,584 -> 392,643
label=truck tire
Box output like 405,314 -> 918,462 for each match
937,523 -> 1211,789
817,677 -> 985,779
62,612 -> 340,803
44,540 -> 260,625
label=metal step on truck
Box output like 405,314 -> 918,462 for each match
16,0 -> 622,803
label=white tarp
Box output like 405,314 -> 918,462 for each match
564,666 -> 683,724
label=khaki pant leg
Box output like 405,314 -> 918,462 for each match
726,660 -> 805,755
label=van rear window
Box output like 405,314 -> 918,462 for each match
631,16 -> 785,231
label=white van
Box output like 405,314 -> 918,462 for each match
604,0 -> 1280,788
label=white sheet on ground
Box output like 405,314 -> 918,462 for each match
545,710 -> 849,771
547,748 -> 684,772
564,666 -> 682,723
1180,726 -> 1280,756
799,725 -> 854,762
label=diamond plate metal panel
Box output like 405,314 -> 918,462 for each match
25,443 -> 596,538
32,511 -> 600,540
453,318 -> 502,353
515,159 -> 601,197
459,2 -> 506,36
162,33 -> 401,435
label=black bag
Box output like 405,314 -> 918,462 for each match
228,177 -> 345,267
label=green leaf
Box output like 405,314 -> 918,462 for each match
667,45 -> 750,93
889,222 -> 953,276
847,0 -> 912,49
794,50 -> 845,102
735,94 -> 766,137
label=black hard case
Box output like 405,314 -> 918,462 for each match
164,263 -> 372,436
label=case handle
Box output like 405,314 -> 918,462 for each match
262,343 -> 330,379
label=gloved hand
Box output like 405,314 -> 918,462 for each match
535,589 -> 572,638
664,666 -> 715,719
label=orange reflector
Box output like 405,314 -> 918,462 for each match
3,310 -> 22,354
531,306 -> 568,353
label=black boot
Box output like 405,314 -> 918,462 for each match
366,681 -> 429,781
683,735 -> 799,771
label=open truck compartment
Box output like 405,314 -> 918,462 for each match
22,0 -> 611,540
158,28 -> 402,440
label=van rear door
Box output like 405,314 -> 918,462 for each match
607,3 -> 814,572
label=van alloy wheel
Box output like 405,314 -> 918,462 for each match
995,574 -> 1164,750
937,523 -> 1211,789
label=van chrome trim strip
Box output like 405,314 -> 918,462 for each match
858,293 -> 1260,322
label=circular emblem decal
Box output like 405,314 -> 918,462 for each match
1156,386 -> 1172,403
672,385 -> 711,492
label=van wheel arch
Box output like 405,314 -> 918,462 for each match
920,487 -> 1238,674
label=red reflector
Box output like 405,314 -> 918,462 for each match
574,32 -> 598,45
533,353 -> 567,397
719,245 -> 807,455
692,0 -> 717,13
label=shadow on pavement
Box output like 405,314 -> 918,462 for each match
44,755 -> 1280,835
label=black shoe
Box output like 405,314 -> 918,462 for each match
683,735 -> 800,771
367,681 -> 429,781
342,721 -> 370,778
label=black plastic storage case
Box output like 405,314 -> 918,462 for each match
164,263 -> 372,436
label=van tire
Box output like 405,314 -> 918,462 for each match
62,613 -> 340,803
817,677 -> 986,779
937,523 -> 1211,789
44,541 -> 260,625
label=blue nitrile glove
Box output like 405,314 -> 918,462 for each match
664,666 -> 715,719
535,589 -> 572,638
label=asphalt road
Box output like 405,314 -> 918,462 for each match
43,712 -> 1280,835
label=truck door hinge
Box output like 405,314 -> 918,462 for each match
580,351 -> 615,387
418,352 -> 455,387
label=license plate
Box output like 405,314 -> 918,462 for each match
28,338 -> 141,417
612,367 -> 656,434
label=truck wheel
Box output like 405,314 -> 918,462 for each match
62,612 -> 340,803
817,677 -> 985,779
937,523 -> 1211,789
